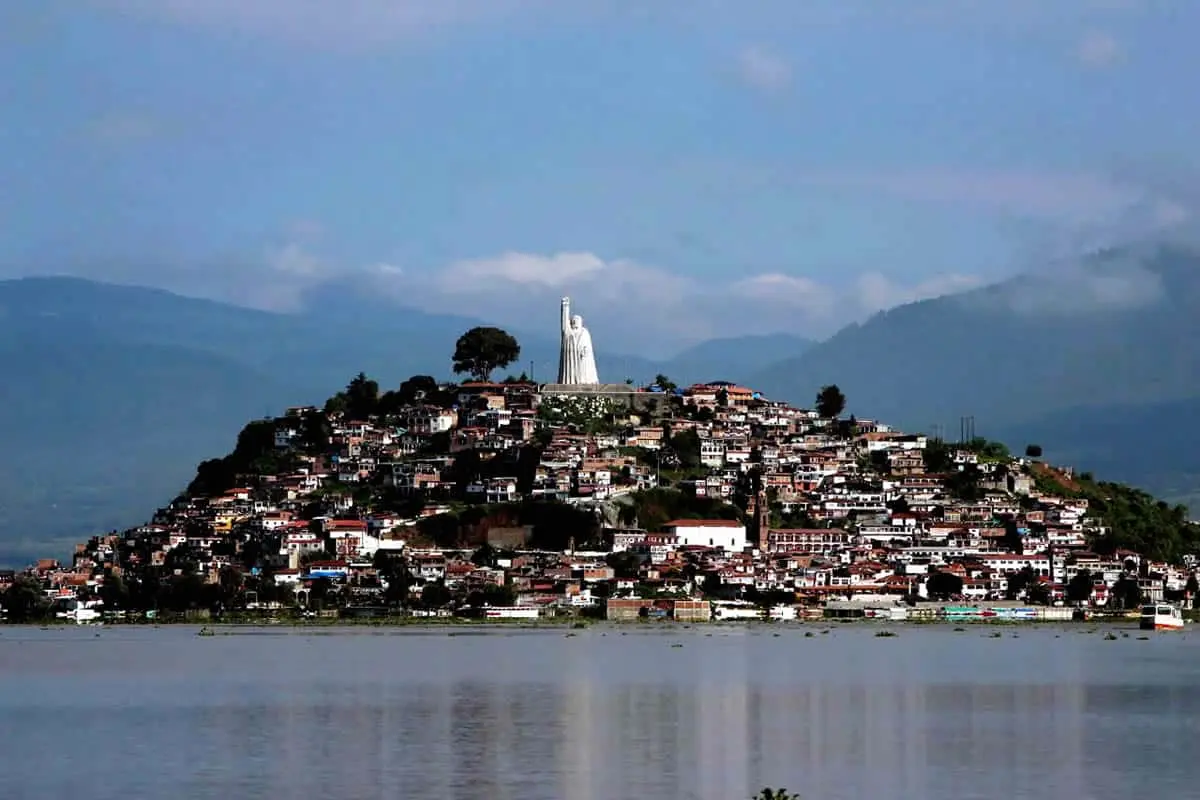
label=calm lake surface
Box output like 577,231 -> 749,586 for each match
2,624 -> 1199,800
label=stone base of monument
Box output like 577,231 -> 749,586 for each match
540,383 -> 639,394
539,383 -> 669,416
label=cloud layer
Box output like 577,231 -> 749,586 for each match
1075,30 -> 1124,67
737,46 -> 793,93
226,248 -> 983,354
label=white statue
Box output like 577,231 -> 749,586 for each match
557,296 -> 600,384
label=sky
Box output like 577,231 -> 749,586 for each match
2,0 -> 1198,355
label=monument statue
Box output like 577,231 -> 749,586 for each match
557,296 -> 600,385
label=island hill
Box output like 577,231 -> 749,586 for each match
3,323 -> 1200,623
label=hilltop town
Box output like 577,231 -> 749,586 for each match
4,336 -> 1200,622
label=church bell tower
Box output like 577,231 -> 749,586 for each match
751,488 -> 770,551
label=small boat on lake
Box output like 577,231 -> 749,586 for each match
1139,603 -> 1185,631
55,602 -> 101,625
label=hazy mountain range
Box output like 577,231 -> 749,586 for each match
749,244 -> 1200,513
2,243 -> 1198,566
0,276 -> 810,565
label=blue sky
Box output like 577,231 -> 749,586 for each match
2,0 -> 1197,354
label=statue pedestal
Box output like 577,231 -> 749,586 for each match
540,383 -> 631,395
538,384 -> 670,417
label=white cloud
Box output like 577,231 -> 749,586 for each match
729,273 -> 834,317
351,250 -> 985,352
992,250 -> 1165,315
265,242 -> 324,277
855,272 -> 985,315
737,46 -> 793,93
1075,30 -> 1124,67
438,251 -> 609,289
369,262 -> 405,277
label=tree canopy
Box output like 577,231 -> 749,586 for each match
452,327 -> 521,382
1039,472 -> 1200,562
926,570 -> 963,601
1,576 -> 51,621
397,375 -> 439,405
627,487 -> 741,534
1066,569 -> 1094,604
653,374 -> 677,393
1111,575 -> 1142,609
815,384 -> 846,419
668,428 -> 702,470
187,418 -> 295,496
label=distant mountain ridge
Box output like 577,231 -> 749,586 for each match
662,333 -> 813,385
9,242 -> 1198,567
0,276 -> 805,565
747,244 -> 1200,511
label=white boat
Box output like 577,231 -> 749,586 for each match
1139,603 -> 1185,631
56,605 -> 102,624
482,605 -> 539,619
712,601 -> 764,621
768,604 -> 797,621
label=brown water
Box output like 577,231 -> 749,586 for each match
2,624 -> 1199,799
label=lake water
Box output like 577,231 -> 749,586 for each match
2,624 -> 1199,800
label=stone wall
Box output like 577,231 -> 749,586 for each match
539,384 -> 670,416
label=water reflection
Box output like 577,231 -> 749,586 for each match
1,627 -> 1199,800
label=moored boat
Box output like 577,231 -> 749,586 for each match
1139,603 -> 1184,631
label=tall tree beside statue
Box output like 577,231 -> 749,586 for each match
452,326 -> 521,382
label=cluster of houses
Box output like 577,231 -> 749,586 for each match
4,378 -> 1197,621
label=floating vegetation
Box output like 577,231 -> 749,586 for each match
989,632 -> 1003,638
670,643 -> 683,648
875,630 -> 897,638
1104,633 -> 1119,641
953,627 -> 966,632
752,789 -> 799,800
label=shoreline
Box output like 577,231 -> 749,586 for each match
2,615 -> 1154,630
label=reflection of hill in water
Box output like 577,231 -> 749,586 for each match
6,625 -> 1192,798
